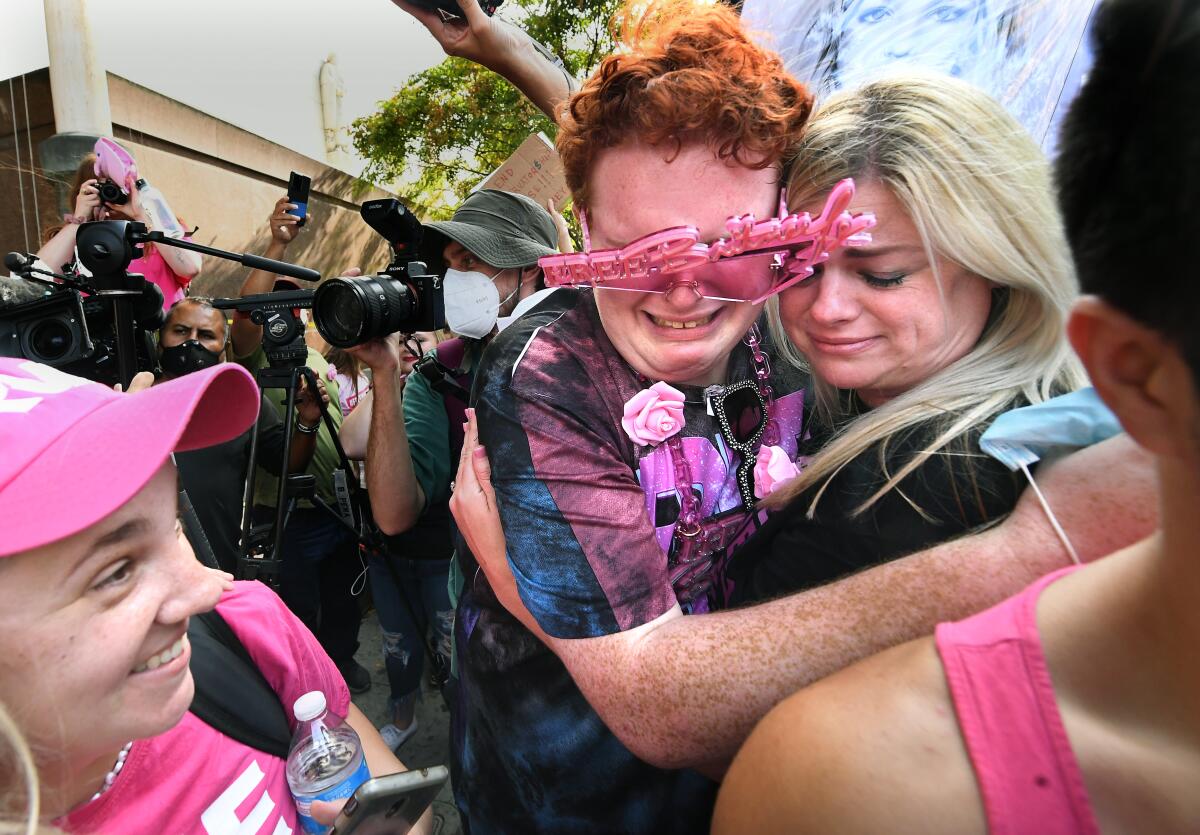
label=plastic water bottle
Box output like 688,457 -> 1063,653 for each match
286,691 -> 372,835
135,179 -> 186,238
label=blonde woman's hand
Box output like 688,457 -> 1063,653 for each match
450,408 -> 545,634
450,410 -> 511,585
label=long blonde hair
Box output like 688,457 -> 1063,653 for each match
0,702 -> 40,835
768,75 -> 1087,516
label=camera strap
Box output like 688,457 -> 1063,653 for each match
332,468 -> 356,527
187,609 -> 291,760
415,338 -> 472,465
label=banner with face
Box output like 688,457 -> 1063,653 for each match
741,0 -> 1096,150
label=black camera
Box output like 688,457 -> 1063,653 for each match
312,198 -> 445,348
410,0 -> 502,20
0,290 -> 93,366
96,179 -> 129,206
1,247 -> 163,386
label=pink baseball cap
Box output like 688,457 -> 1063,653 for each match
0,358 -> 260,557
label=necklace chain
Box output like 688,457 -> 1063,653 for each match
662,324 -> 774,541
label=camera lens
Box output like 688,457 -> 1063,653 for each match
96,180 -> 128,205
27,318 -> 76,363
313,275 -> 415,348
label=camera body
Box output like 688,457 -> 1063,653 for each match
0,284 -> 161,386
3,221 -> 171,386
0,291 -> 94,367
96,179 -> 129,206
311,198 -> 445,348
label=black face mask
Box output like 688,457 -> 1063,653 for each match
160,339 -> 222,377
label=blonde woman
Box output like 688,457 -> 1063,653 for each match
728,74 -> 1087,603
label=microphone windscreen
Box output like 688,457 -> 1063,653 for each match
0,276 -> 51,309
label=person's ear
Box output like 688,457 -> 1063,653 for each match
520,265 -> 543,294
1068,296 -> 1185,458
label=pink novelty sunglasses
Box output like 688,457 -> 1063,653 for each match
539,178 -> 875,304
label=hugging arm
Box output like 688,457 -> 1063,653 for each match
460,426 -> 1157,772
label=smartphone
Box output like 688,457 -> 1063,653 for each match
410,0 -> 502,21
329,766 -> 449,835
287,172 -> 311,227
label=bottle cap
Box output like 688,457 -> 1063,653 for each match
293,690 -> 327,722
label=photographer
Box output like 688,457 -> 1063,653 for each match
37,148 -> 201,311
344,188 -> 559,750
229,199 -> 371,694
159,297 -> 329,574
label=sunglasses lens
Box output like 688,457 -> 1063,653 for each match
724,386 -> 766,443
591,252 -> 787,302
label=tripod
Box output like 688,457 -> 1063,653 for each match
236,362 -> 377,583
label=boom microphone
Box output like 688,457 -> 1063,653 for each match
4,252 -> 34,275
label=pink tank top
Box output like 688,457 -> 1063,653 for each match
935,566 -> 1100,835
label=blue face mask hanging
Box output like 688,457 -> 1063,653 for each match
980,388 -> 1123,564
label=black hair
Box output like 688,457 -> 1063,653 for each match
162,296 -> 227,344
1055,0 -> 1200,379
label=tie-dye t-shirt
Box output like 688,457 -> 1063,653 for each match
452,291 -> 806,834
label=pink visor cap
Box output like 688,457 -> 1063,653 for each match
0,358 -> 260,557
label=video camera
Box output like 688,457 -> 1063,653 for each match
2,228 -> 165,387
311,198 -> 445,348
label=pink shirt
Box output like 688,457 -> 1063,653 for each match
134,241 -> 191,311
936,566 -> 1100,835
326,366 -> 371,417
59,581 -> 350,835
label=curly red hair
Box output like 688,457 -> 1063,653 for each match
557,0 -> 813,211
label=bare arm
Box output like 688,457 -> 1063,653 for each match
389,0 -> 575,119
286,375 -> 331,473
351,337 -> 425,535
462,430 -> 1157,771
35,179 -> 102,269
231,197 -> 301,358
712,639 -> 987,835
316,704 -> 432,835
339,388 -> 374,460
36,223 -> 82,272
125,175 -> 202,278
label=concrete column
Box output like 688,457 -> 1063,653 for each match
38,0 -> 112,183
43,0 -> 111,134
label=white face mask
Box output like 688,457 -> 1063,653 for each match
443,267 -> 517,339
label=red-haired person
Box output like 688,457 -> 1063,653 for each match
416,2 -> 819,831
